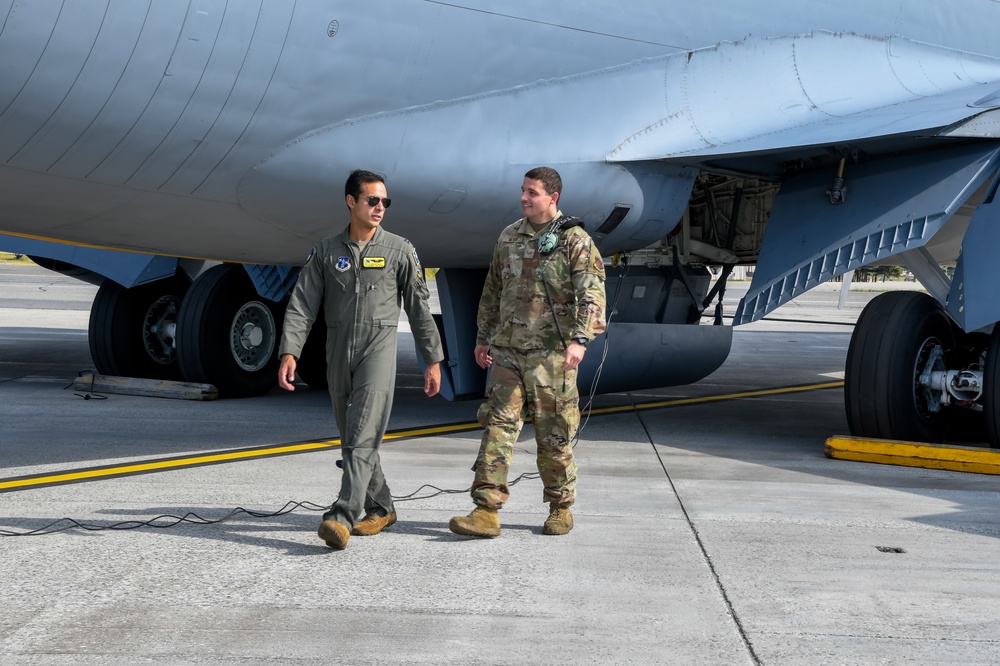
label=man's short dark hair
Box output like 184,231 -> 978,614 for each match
345,169 -> 385,200
524,166 -> 562,197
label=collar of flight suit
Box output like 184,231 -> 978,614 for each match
338,223 -> 384,250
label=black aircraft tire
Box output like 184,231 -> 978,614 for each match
981,328 -> 1000,448
845,293 -> 898,438
176,264 -> 283,398
845,291 -> 954,443
88,276 -> 189,380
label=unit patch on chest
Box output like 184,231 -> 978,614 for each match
363,257 -> 386,268
336,256 -> 351,272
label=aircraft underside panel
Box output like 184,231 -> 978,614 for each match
734,142 -> 1000,326
433,266 -> 730,400
946,172 -> 1000,332
432,268 -> 490,400
0,232 -> 177,288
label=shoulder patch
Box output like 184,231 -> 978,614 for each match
412,248 -> 424,279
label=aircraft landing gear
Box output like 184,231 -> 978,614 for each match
176,264 -> 284,398
980,329 -> 1000,449
88,276 -> 190,380
85,265 -> 298,398
845,292 -> 955,443
845,291 -> 1000,447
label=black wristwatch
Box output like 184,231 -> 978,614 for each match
572,337 -> 588,347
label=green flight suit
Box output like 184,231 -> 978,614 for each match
280,226 -> 444,526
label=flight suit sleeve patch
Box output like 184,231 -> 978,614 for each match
412,248 -> 424,279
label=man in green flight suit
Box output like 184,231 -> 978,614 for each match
278,169 -> 444,551
450,166 -> 607,538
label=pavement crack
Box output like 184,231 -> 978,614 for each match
630,394 -> 761,666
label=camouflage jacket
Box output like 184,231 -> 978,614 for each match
476,212 -> 606,351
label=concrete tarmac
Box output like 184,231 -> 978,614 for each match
1,263 -> 999,665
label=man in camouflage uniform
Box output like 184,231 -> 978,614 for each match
449,166 -> 606,538
278,169 -> 444,551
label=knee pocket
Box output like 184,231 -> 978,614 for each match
478,380 -> 524,428
344,387 -> 390,448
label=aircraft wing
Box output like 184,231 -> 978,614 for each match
571,31 -> 1000,327
614,84 -> 1000,165
606,31 -> 1000,166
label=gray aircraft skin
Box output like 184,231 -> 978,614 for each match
5,1 -> 1000,445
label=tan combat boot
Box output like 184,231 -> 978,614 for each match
317,519 -> 350,549
542,504 -> 573,535
448,506 -> 500,538
351,511 -> 397,536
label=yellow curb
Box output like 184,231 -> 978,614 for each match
824,436 -> 1000,475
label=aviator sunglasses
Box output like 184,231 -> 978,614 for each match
359,195 -> 391,208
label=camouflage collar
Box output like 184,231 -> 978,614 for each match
516,210 -> 564,237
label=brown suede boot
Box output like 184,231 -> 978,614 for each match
448,506 -> 500,538
542,504 -> 573,535
351,512 -> 397,536
317,519 -> 350,549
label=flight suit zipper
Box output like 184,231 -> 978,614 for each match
352,241 -> 376,361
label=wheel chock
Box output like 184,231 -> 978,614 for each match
72,374 -> 219,400
825,436 -> 1000,475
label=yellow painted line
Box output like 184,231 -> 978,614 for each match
0,381 -> 843,492
382,422 -> 481,440
585,381 -> 844,416
825,436 -> 1000,475
0,440 -> 342,491
0,230 -> 228,263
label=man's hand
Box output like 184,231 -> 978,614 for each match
563,341 -> 586,371
424,362 -> 441,397
278,354 -> 298,391
474,344 -> 493,369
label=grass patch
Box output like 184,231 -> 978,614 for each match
0,252 -> 33,265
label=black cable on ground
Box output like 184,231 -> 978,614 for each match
0,501 -> 328,537
0,471 -> 544,537
67,370 -> 108,401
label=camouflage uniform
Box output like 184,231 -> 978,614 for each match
473,211 -> 606,509
280,225 -> 443,527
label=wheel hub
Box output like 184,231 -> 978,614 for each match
142,295 -> 180,365
914,337 -> 947,419
229,301 -> 275,372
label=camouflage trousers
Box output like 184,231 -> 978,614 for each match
471,345 -> 579,510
